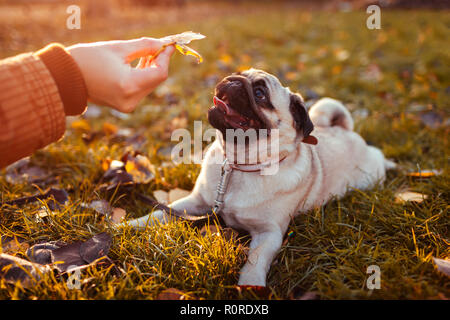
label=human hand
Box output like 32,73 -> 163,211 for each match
68,37 -> 175,113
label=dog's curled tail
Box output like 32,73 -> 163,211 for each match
308,98 -> 354,131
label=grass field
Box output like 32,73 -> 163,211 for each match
0,2 -> 449,299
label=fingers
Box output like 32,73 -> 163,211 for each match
152,44 -> 175,68
115,45 -> 174,113
133,46 -> 175,86
137,56 -> 151,69
123,37 -> 172,63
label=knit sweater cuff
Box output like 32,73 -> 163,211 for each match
35,43 -> 87,116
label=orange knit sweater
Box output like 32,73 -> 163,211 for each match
0,43 -> 87,168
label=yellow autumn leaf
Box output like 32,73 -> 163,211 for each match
146,31 -> 205,65
102,122 -> 118,135
395,191 -> 428,204
124,155 -> 155,184
163,31 -> 205,45
175,43 -> 203,64
285,71 -> 298,80
332,65 -> 342,75
71,119 -> 91,132
219,53 -> 233,65
407,169 -> 442,178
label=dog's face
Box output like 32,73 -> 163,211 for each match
208,69 -> 315,153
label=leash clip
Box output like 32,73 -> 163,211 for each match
213,158 -> 233,214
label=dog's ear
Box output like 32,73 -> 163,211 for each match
289,94 -> 317,144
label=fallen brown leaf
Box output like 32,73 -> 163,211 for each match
419,111 -> 444,129
395,191 -> 428,203
5,158 -> 51,185
199,224 -> 221,237
110,207 -> 126,223
221,227 -> 240,242
79,233 -> 112,264
71,119 -> 91,132
26,233 -> 112,273
407,169 -> 442,178
0,253 -> 52,287
1,236 -> 29,255
433,257 -> 450,278
236,285 -> 271,299
3,188 -> 68,211
157,288 -> 190,300
153,190 -> 169,204
86,199 -> 112,216
168,188 -> 190,203
27,241 -> 63,265
102,122 -> 118,135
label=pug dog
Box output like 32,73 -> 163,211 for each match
126,69 -> 395,287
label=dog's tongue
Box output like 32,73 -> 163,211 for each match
213,96 -> 231,114
213,96 -> 250,129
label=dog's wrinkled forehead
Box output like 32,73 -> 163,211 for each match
241,69 -> 283,92
240,68 -> 290,108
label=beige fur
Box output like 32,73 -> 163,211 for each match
125,69 -> 395,286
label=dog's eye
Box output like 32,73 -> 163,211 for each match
254,88 -> 265,100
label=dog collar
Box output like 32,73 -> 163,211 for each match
228,154 -> 288,172
212,153 -> 289,213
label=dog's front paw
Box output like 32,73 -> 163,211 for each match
123,210 -> 169,230
238,270 -> 266,287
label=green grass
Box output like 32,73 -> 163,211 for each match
1,8 -> 449,299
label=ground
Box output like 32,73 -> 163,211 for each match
0,2 -> 449,299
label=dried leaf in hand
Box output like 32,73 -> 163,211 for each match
149,31 -> 205,64
433,257 -> 450,278
174,43 -> 203,64
395,191 -> 428,203
163,31 -> 206,45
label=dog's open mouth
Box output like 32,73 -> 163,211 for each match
211,96 -> 263,131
